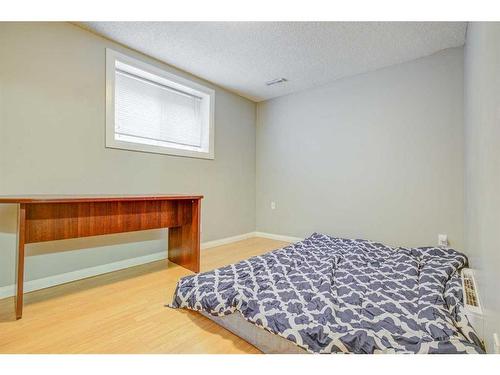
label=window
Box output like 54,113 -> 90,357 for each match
106,49 -> 215,159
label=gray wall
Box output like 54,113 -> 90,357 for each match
0,22 -> 256,287
256,48 -> 465,249
464,22 -> 500,352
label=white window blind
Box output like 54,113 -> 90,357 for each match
106,49 -> 215,159
115,70 -> 203,148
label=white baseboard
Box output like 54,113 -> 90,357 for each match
0,251 -> 167,299
202,231 -> 303,248
254,231 -> 304,243
201,232 -> 256,249
0,231 -> 302,299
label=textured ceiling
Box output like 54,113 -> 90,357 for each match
80,22 -> 467,102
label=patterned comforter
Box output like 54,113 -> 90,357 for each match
170,233 -> 484,354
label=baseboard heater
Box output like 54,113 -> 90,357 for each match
461,268 -> 485,346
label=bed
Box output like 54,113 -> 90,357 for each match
169,233 -> 484,354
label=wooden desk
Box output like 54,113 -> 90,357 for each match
0,195 -> 203,319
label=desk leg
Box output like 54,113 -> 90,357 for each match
168,199 -> 200,273
15,204 -> 26,320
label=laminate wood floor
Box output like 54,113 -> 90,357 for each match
0,237 -> 288,353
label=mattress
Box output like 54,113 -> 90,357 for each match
200,311 -> 307,354
170,233 -> 484,354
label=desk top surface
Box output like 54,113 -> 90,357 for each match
0,194 -> 203,204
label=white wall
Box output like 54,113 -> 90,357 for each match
256,48 -> 465,249
0,23 -> 256,288
464,22 -> 500,352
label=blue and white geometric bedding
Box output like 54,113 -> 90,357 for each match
170,233 -> 484,354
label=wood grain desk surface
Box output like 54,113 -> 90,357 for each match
0,194 -> 203,204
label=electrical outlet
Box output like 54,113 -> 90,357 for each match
270,201 -> 276,210
438,234 -> 448,247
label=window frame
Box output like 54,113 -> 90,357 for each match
105,48 -> 215,159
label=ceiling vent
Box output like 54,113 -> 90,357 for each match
265,78 -> 287,86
